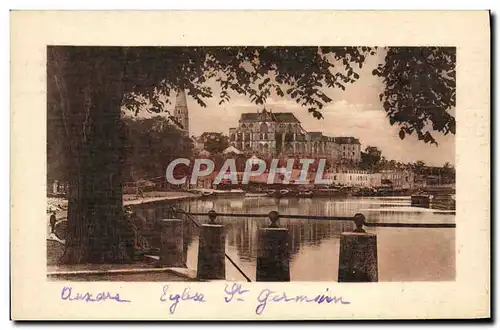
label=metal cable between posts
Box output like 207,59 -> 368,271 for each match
365,223 -> 456,228
168,206 -> 252,283
186,212 -> 354,221
183,212 -> 456,228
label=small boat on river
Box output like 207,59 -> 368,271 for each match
411,193 -> 455,210
201,191 -> 214,197
265,189 -> 276,197
192,188 -> 245,198
213,189 -> 246,197
279,189 -> 290,197
265,189 -> 290,198
298,190 -> 313,198
245,192 -> 268,198
313,188 -> 347,197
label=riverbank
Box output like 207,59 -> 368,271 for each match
47,191 -> 200,220
123,191 -> 199,206
47,263 -> 197,281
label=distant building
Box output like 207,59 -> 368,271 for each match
381,170 -> 415,189
307,132 -> 341,160
48,180 -> 68,196
369,173 -> 383,187
334,137 -> 362,163
326,170 -> 377,187
229,108 -> 361,163
229,108 -> 306,156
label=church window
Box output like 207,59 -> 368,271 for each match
260,122 -> 268,133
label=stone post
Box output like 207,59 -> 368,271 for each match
197,210 -> 226,280
338,214 -> 378,282
256,211 -> 290,282
159,219 -> 184,267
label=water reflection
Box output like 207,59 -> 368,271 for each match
145,196 -> 455,282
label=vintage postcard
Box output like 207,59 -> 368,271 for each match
10,11 -> 490,320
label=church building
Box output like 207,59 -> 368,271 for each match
229,108 -> 361,163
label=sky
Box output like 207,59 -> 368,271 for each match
129,49 -> 455,167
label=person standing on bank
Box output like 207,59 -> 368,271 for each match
49,212 -> 57,233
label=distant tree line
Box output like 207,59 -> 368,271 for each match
48,115 -> 194,186
122,116 -> 194,182
359,146 -> 455,183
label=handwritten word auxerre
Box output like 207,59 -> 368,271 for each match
160,284 -> 206,314
60,286 -> 130,303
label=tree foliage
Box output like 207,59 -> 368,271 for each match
199,132 -> 230,154
119,46 -> 455,143
122,116 -> 194,182
120,47 -> 375,120
373,47 -> 456,145
360,146 -> 382,171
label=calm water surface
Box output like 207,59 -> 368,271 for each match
148,196 -> 455,282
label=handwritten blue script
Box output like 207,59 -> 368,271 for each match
61,286 -> 131,303
160,284 -> 206,315
224,283 -> 249,303
255,288 -> 350,315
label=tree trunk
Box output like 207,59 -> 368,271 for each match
48,47 -> 132,264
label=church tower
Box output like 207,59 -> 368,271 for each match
173,90 -> 189,136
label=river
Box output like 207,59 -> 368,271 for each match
146,196 -> 455,282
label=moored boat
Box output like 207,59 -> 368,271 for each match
298,190 -> 313,197
265,189 -> 290,198
265,189 -> 277,197
313,188 -> 347,197
245,192 -> 268,198
201,191 -> 214,197
213,189 -> 246,197
430,193 -> 456,210
411,194 -> 431,208
279,189 -> 290,197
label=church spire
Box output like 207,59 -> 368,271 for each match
174,90 -> 189,136
175,90 -> 188,108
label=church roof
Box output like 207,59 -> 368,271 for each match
273,113 -> 300,123
334,137 -> 361,144
239,110 -> 300,123
240,113 -> 261,122
307,132 -> 324,140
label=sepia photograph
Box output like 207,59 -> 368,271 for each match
46,45 -> 456,283
10,11 -> 490,320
